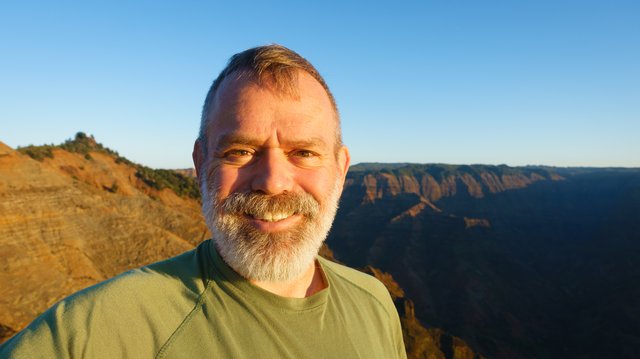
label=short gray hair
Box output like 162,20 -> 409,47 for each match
198,44 -> 341,156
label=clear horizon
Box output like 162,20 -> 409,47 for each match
2,1 -> 638,168
3,136 -> 638,170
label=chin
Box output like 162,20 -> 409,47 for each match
211,217 -> 327,282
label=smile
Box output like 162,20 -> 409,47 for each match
242,212 -> 303,232
248,211 -> 296,222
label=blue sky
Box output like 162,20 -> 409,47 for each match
1,1 -> 638,168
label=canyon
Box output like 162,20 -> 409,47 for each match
3,134 -> 639,358
328,163 -> 640,358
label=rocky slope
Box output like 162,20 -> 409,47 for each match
328,163 -> 640,359
365,266 -> 485,359
0,135 -> 209,339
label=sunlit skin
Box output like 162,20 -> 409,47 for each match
193,71 -> 350,298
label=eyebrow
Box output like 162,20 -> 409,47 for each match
286,138 -> 328,149
215,133 -> 328,151
215,134 -> 262,150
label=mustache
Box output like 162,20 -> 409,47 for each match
216,191 -> 320,218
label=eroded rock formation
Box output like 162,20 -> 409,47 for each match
0,140 -> 208,336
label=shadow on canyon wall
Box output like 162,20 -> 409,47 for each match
328,163 -> 640,359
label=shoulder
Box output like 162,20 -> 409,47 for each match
68,242 -> 207,309
1,241 -> 212,358
61,241 -> 212,326
318,258 -> 408,358
318,257 -> 395,314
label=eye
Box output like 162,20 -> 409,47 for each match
292,150 -> 315,158
221,148 -> 254,165
226,149 -> 252,157
289,149 -> 322,167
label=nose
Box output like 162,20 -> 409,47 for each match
250,149 -> 294,195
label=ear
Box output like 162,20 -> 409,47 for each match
192,139 -> 205,185
336,145 -> 351,186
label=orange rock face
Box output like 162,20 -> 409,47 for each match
0,142 -> 208,338
352,164 -> 563,206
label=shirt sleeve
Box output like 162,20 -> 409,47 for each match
0,302 -> 76,359
392,308 -> 408,359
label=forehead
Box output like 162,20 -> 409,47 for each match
205,71 -> 337,147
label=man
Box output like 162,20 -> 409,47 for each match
1,45 -> 406,358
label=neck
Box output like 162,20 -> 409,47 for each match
250,261 -> 326,298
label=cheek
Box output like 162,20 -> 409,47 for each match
213,166 -> 251,198
294,169 -> 337,202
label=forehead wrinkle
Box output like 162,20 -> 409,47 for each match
215,133 -> 265,150
278,136 -> 328,150
216,132 -> 329,151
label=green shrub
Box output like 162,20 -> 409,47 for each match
17,145 -> 55,161
16,132 -> 201,200
135,167 -> 200,199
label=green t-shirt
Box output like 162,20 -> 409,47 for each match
1,240 -> 407,358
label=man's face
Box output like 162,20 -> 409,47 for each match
194,71 -> 350,282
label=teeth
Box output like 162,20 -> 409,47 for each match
253,212 -> 293,222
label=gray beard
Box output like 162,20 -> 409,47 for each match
201,177 -> 341,282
